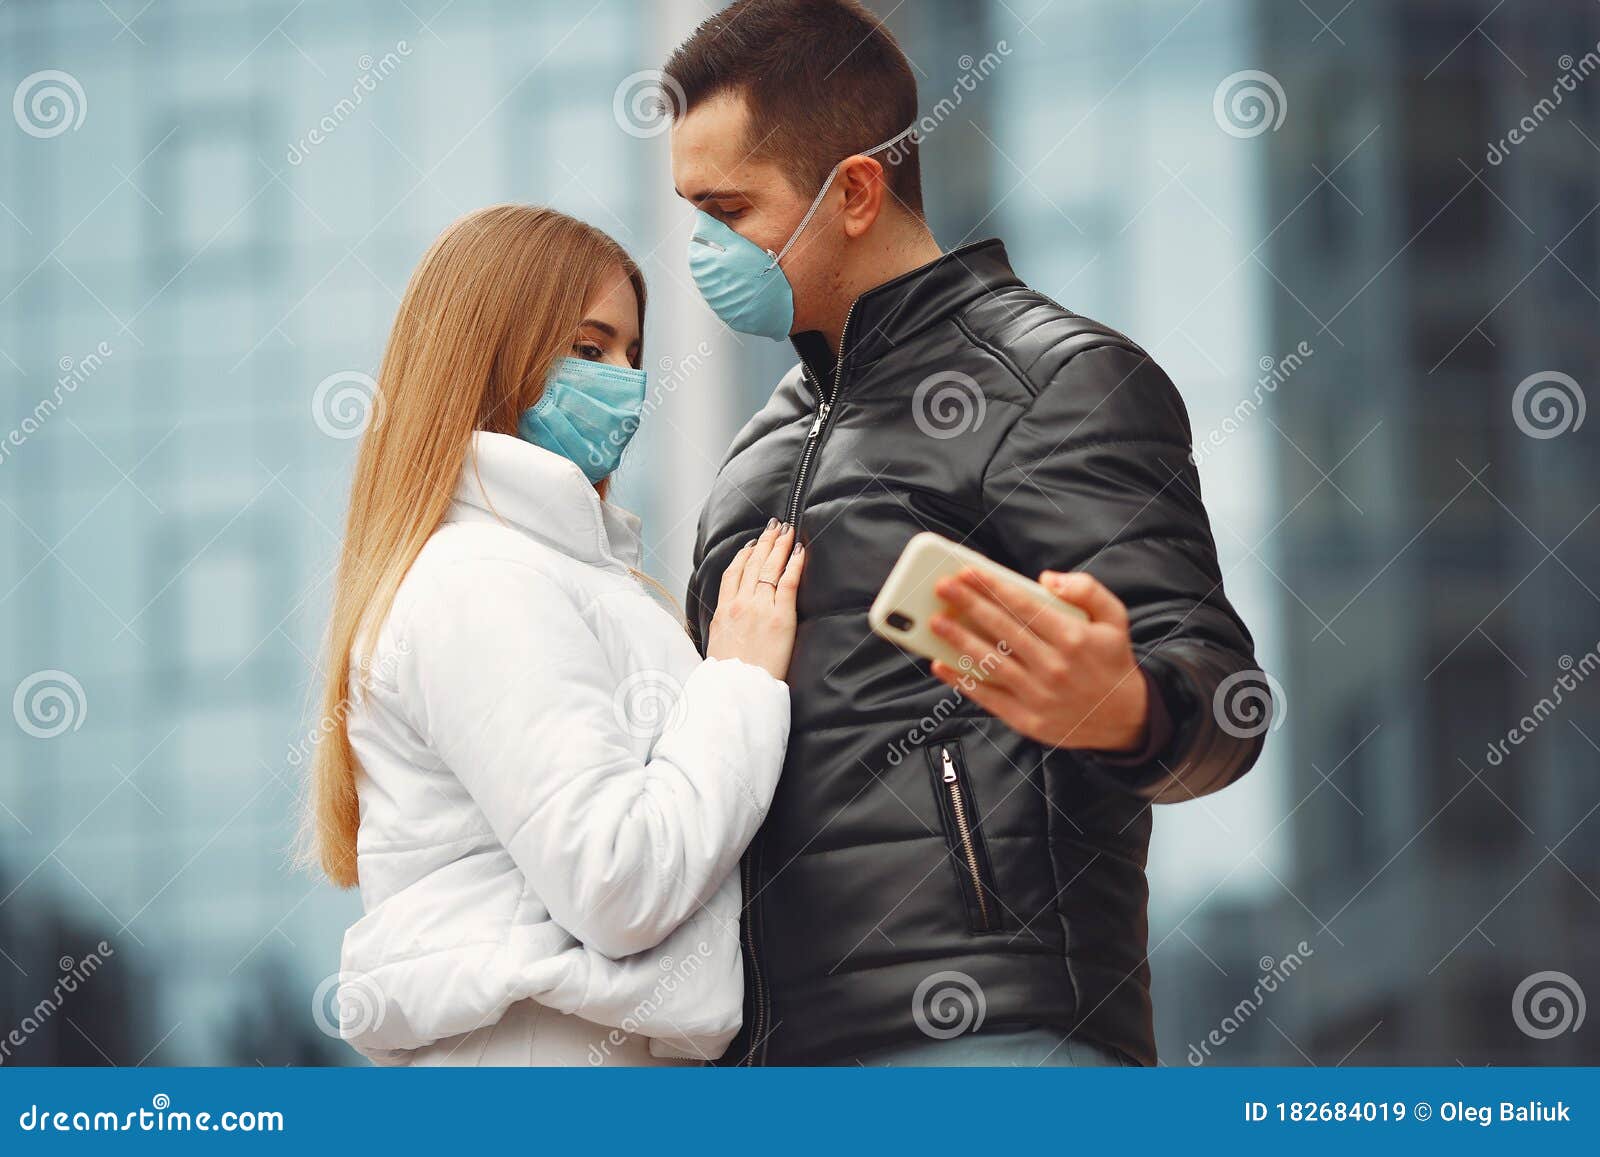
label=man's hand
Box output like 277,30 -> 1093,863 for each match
928,569 -> 1150,754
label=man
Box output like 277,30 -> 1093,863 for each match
666,0 -> 1270,1066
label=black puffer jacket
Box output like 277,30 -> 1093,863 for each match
688,240 -> 1267,1066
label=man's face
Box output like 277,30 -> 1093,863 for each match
670,90 -> 846,335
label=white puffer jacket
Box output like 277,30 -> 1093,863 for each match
337,431 -> 789,1063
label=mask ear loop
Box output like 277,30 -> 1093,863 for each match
761,124 -> 921,273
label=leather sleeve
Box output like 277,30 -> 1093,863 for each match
1087,667 -> 1175,767
978,342 -> 1272,802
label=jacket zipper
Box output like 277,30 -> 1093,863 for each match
784,299 -> 858,527
940,745 -> 996,932
736,849 -> 767,1065
738,304 -> 861,1064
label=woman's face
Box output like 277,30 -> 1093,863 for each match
570,265 -> 642,371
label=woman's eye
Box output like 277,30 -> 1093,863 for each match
573,342 -> 604,360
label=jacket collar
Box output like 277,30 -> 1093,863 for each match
791,238 -> 1023,386
447,431 -> 644,572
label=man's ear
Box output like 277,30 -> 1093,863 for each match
836,156 -> 889,239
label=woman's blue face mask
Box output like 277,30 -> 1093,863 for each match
686,124 -> 919,341
518,357 -> 648,484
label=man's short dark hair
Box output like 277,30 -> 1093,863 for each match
665,0 -> 924,215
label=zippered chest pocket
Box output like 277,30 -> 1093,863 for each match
925,739 -> 1004,933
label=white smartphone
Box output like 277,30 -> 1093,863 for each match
868,531 -> 1087,670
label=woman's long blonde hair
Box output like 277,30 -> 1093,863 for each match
310,205 -> 645,888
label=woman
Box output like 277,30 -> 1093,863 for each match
309,204 -> 802,1065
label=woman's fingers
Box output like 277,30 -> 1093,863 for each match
706,520 -> 803,682
721,539 -> 756,604
757,525 -> 796,593
739,518 -> 783,596
775,539 -> 805,602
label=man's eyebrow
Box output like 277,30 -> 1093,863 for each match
677,186 -> 743,205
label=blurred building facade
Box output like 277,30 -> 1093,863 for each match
1168,0 -> 1600,1065
0,0 -> 665,1066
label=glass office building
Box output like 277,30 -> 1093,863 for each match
0,0 -> 664,1065
1244,0 -> 1599,1064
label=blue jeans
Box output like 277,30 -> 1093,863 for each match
836,1025 -> 1135,1067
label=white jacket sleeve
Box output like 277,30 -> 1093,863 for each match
393,556 -> 789,960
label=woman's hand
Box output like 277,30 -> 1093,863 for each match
707,518 -> 805,681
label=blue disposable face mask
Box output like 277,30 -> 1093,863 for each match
518,357 -> 648,484
687,123 -> 919,340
